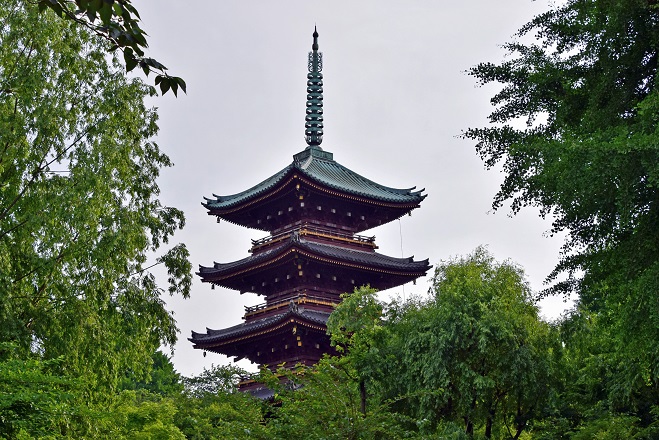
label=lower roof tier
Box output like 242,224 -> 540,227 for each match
189,304 -> 335,366
198,234 -> 431,296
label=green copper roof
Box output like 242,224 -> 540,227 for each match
203,146 -> 425,210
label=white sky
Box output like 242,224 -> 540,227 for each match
136,0 -> 573,377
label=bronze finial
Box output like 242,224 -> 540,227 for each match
312,26 -> 319,51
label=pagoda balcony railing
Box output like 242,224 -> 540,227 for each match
250,225 -> 375,252
244,294 -> 338,318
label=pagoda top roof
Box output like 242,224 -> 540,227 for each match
189,304 -> 330,347
203,146 -> 426,211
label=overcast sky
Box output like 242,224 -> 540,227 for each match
136,0 -> 573,377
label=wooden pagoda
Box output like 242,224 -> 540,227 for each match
190,29 -> 430,393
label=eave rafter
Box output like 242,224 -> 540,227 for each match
207,172 -> 423,218
192,315 -> 328,351
198,238 -> 430,291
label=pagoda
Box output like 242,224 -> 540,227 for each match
190,29 -> 430,381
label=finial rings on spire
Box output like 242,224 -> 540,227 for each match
305,27 -> 323,147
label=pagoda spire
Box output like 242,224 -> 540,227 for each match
305,27 -> 323,147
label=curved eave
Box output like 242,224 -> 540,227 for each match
202,149 -> 426,217
197,238 -> 431,290
293,241 -> 431,277
294,172 -> 425,209
189,308 -> 330,349
296,154 -> 426,204
202,164 -> 293,211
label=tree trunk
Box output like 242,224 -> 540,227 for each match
359,379 -> 366,415
465,418 -> 474,436
465,396 -> 477,437
485,407 -> 495,439
513,404 -> 527,439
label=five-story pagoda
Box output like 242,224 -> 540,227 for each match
190,28 -> 430,375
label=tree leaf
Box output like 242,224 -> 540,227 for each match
159,77 -> 171,95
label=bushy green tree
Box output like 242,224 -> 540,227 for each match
379,248 -> 559,438
91,390 -> 186,439
323,250 -> 562,439
0,0 -> 191,396
121,351 -> 184,397
182,364 -> 246,398
176,365 -> 266,439
0,343 -> 80,438
532,307 -> 658,439
327,286 -> 387,415
263,358 -> 412,440
464,0 -> 659,407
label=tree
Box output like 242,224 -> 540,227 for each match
464,0 -> 659,406
37,0 -> 186,96
0,0 -> 191,392
121,351 -> 184,397
0,343 -> 80,438
378,248 -> 560,438
263,358 -> 410,440
95,390 -> 186,439
327,286 -> 386,415
176,365 -> 267,439
182,363 -> 247,398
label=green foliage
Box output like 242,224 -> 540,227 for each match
120,359 -> 266,439
0,343 -> 79,438
97,390 -> 186,439
263,359 -> 412,440
182,363 -> 247,398
320,250 -> 563,439
121,351 -> 184,397
570,413 -> 646,440
0,1 -> 207,438
36,0 -> 186,95
464,0 -> 659,420
327,285 -> 384,352
0,0 -> 190,393
174,388 -> 266,439
377,248 -> 559,438
176,365 -> 266,439
530,307 -> 658,439
327,286 -> 390,411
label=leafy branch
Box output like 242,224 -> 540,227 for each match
37,0 -> 186,96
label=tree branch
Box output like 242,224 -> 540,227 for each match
0,217 -> 29,241
0,122 -> 97,223
0,43 -> 35,167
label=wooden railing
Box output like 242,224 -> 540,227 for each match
244,294 -> 338,317
250,224 -> 375,252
